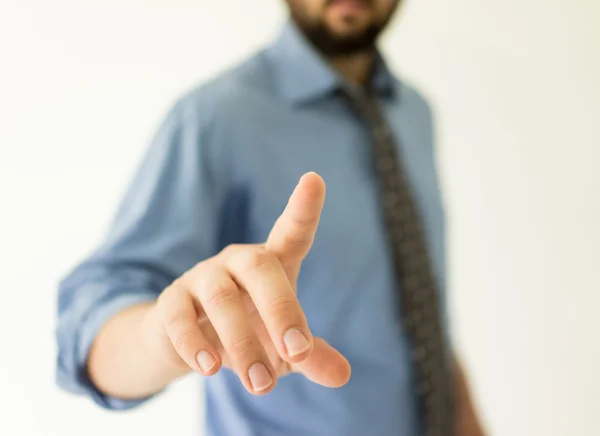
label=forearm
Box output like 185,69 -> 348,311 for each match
87,301 -> 190,400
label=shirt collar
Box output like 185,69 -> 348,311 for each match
266,20 -> 398,105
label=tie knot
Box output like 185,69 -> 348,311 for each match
338,87 -> 382,126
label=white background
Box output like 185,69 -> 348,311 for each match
0,1 -> 598,435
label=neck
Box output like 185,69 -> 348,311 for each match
329,50 -> 376,87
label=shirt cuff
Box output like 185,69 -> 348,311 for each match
57,292 -> 158,410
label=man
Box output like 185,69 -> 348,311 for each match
56,0 -> 485,435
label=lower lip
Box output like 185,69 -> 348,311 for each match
329,0 -> 368,14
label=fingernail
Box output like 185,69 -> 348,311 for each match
196,350 -> 216,372
283,328 -> 310,357
248,362 -> 273,392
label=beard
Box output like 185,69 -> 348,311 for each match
288,1 -> 396,57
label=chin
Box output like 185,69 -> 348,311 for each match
326,17 -> 372,38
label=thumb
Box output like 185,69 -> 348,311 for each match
265,172 -> 326,273
291,338 -> 351,388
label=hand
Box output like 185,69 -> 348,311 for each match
147,172 -> 351,394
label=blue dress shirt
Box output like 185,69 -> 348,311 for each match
56,21 -> 449,436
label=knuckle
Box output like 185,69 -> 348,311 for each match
205,284 -> 239,311
158,282 -> 194,319
220,243 -> 243,257
228,334 -> 257,359
173,330 -> 197,350
161,279 -> 184,302
157,291 -> 182,325
291,213 -> 319,231
183,262 -> 210,289
269,295 -> 297,319
189,260 -> 209,276
170,276 -> 186,289
162,309 -> 182,328
281,230 -> 311,250
238,248 -> 278,275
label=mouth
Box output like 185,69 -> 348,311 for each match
327,0 -> 370,15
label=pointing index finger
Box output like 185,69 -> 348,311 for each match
265,172 -> 326,268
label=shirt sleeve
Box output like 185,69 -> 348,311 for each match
55,98 -> 227,410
